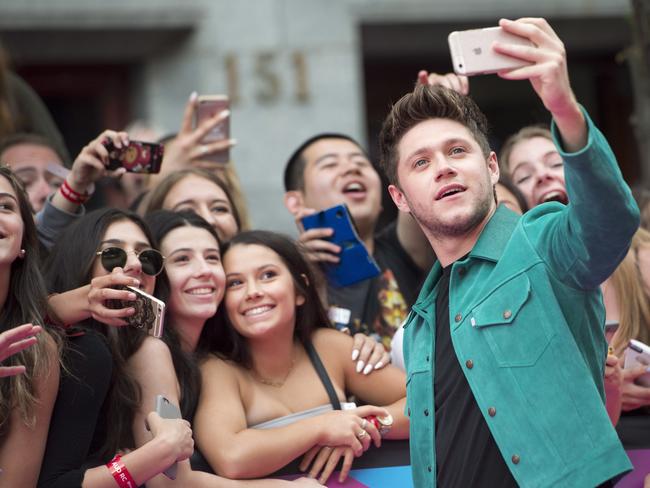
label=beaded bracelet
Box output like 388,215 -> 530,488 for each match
106,454 -> 138,488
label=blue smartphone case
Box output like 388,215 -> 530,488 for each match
301,204 -> 380,288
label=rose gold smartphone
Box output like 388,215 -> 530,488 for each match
195,95 -> 230,164
448,26 -> 534,76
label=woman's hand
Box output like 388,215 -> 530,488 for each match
621,365 -> 650,411
315,405 -> 388,454
0,324 -> 41,377
351,334 -> 390,375
87,267 -> 140,327
146,411 -> 194,463
158,93 -> 233,174
300,446 -> 357,485
604,353 -> 623,425
68,130 -> 130,191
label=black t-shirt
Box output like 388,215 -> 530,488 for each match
434,264 -> 518,488
326,221 -> 426,348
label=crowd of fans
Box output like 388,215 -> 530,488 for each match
0,15 -> 649,488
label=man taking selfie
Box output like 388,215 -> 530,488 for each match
379,17 -> 638,487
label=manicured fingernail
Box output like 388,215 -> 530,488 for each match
132,279 -> 140,286
363,364 -> 373,375
221,109 -> 231,118
356,360 -> 364,373
189,91 -> 197,101
128,293 -> 136,300
229,138 -> 237,146
374,361 -> 384,370
352,349 -> 360,361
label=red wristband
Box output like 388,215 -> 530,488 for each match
59,180 -> 89,204
106,454 -> 138,488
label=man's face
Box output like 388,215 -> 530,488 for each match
388,118 -> 498,238
0,143 -> 65,213
299,138 -> 382,227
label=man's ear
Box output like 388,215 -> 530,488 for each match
284,191 -> 305,216
388,184 -> 411,214
487,151 -> 500,186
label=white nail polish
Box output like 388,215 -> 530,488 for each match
352,349 -> 360,361
363,364 -> 373,375
221,109 -> 231,118
374,361 -> 384,370
356,360 -> 364,373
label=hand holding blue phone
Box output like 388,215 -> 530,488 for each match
301,204 -> 380,288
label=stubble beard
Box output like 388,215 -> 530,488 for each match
406,185 -> 494,239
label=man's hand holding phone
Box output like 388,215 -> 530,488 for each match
293,205 -> 342,265
493,18 -> 586,150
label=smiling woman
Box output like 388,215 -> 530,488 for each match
0,165 -> 60,487
194,230 -> 408,485
499,125 -> 567,209
144,168 -> 242,243
39,208 -> 195,488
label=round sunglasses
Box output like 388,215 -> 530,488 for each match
96,247 -> 165,276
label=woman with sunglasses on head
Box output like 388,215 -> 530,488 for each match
194,231 -> 409,485
38,208 -> 194,488
0,165 -> 60,487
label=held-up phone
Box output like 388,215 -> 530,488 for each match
155,395 -> 182,480
195,95 -> 230,164
448,27 -> 534,76
604,321 -> 619,334
103,140 -> 164,173
624,339 -> 650,387
107,286 -> 165,338
301,204 -> 381,288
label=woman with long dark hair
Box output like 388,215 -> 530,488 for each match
195,231 -> 409,485
38,207 -> 193,487
0,164 -> 60,486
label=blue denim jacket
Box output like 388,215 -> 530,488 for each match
403,112 -> 638,488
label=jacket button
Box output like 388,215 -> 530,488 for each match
488,407 -> 496,417
503,309 -> 512,319
426,355 -> 430,362
408,408 -> 411,416
458,267 -> 466,277
424,409 -> 429,416
511,454 -> 520,465
427,466 -> 432,473
466,359 -> 474,369
455,313 -> 462,323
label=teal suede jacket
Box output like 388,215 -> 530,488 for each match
403,112 -> 639,488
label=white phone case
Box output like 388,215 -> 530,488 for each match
624,339 -> 650,387
448,27 -> 533,76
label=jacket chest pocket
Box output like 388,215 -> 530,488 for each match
469,273 -> 554,367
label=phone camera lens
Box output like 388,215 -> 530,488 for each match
459,63 -> 463,68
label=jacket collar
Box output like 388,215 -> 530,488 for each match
412,205 -> 520,315
468,205 -> 520,262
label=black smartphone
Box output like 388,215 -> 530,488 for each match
106,285 -> 165,338
104,140 -> 164,173
301,204 -> 381,288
